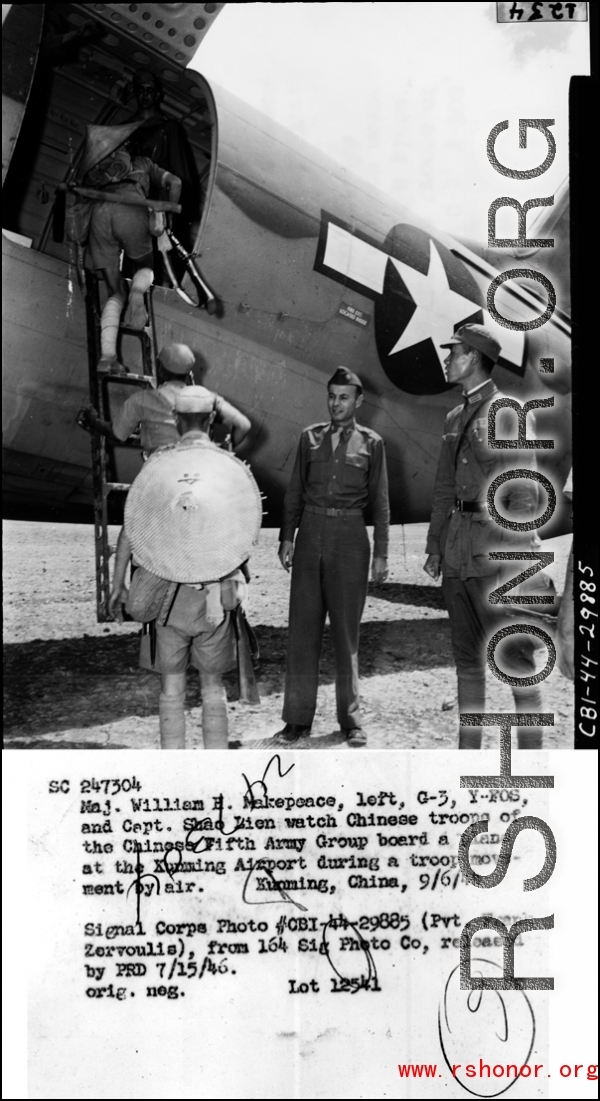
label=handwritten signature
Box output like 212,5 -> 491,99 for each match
127,756 -> 297,919
438,959 -> 536,1098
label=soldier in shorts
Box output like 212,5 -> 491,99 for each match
80,122 -> 181,372
108,387 -> 260,749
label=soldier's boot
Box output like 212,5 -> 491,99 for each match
159,691 -> 186,749
457,669 -> 486,749
200,672 -> 228,750
123,266 -> 153,329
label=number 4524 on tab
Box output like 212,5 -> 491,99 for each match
497,2 -> 588,20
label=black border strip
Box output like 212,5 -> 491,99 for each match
571,5 -> 598,748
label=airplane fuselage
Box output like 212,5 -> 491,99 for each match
2,5 -> 571,530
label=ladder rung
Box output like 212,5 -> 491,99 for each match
101,373 -> 155,385
104,482 -> 131,493
119,325 -> 151,337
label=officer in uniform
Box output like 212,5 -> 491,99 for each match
424,324 -> 549,749
277,368 -> 390,748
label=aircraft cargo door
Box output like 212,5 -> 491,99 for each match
2,6 -> 220,521
2,4 -> 44,186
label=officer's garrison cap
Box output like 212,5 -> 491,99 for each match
328,367 -> 363,392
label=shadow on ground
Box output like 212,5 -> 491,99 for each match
6,739 -> 132,750
368,581 -> 445,610
4,618 -> 453,740
233,729 -> 349,751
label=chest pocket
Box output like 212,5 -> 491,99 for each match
442,431 -> 459,468
468,416 -> 495,468
343,451 -> 369,488
307,448 -> 329,486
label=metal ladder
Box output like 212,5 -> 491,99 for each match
84,271 -> 158,622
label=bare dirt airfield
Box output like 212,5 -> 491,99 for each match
4,521 -> 573,751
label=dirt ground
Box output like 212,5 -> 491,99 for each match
3,521 -> 573,751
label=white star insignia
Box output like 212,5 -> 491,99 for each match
388,240 -> 481,372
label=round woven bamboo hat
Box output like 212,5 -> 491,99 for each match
124,441 -> 262,582
80,121 -> 144,178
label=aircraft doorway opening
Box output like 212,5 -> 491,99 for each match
2,5 -> 218,303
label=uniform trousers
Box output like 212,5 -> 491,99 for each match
86,201 -> 152,269
441,575 -> 545,749
283,512 -> 370,730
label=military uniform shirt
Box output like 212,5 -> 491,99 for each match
280,421 -> 390,558
112,382 -> 184,451
426,379 -> 541,580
